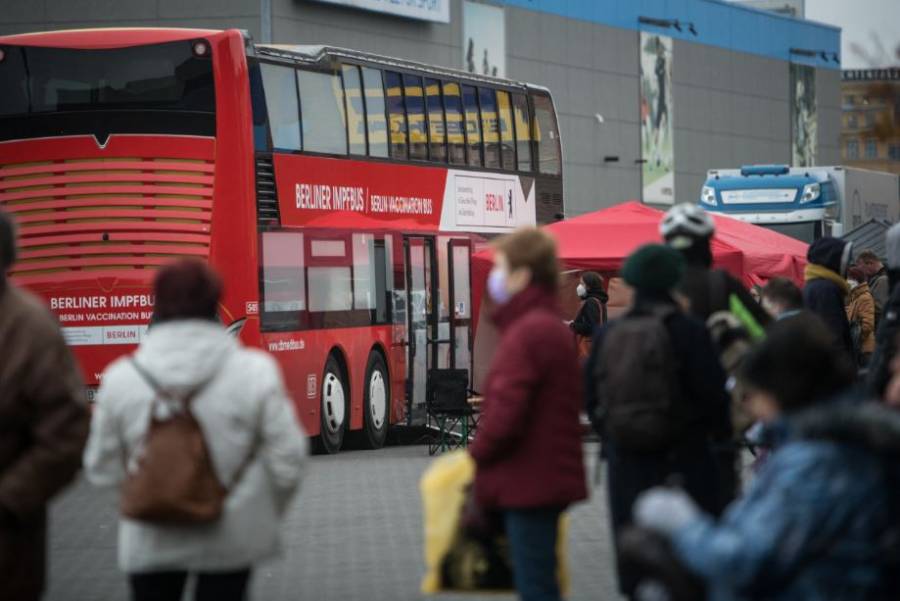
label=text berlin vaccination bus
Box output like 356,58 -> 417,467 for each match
0,28 -> 564,452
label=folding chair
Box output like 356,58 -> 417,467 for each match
426,368 -> 478,455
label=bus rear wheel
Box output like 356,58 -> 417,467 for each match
361,351 -> 389,449
316,355 -> 347,454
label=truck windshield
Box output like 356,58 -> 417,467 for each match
764,222 -> 821,243
0,39 -> 215,141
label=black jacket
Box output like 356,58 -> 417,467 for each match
570,290 -> 608,337
866,270 -> 900,396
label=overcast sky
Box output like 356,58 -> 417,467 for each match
805,0 -> 900,69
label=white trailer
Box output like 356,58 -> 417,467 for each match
827,167 -> 900,236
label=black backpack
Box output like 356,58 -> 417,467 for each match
593,306 -> 682,452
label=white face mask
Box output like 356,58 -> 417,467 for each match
848,279 -> 859,289
576,283 -> 587,298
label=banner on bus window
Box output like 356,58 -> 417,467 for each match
790,63 -> 817,167
639,32 -> 675,206
463,1 -> 505,78
312,0 -> 449,23
275,154 -> 535,234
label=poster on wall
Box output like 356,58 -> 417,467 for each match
463,1 -> 505,78
639,32 -> 675,205
313,0 -> 449,23
790,63 -> 817,167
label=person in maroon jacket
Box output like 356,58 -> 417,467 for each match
469,227 -> 587,601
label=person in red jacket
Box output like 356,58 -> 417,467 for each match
469,227 -> 587,601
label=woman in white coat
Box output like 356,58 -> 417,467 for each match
84,260 -> 308,601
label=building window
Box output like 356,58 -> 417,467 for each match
847,113 -> 858,129
847,139 -> 859,159
889,144 -> 900,161
865,111 -> 876,128
362,68 -> 389,158
865,139 -> 878,159
260,64 -> 301,151
844,94 -> 855,106
297,69 -> 348,155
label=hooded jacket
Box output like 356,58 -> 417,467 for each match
470,285 -> 587,509
671,401 -> 899,601
803,237 -> 853,356
570,287 -> 609,337
83,320 -> 308,573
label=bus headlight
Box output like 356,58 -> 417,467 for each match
700,186 -> 717,206
800,182 -> 821,203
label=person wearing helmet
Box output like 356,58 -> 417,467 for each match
659,204 -> 770,329
660,204 -> 770,512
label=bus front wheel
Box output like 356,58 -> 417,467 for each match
316,355 -> 347,454
361,351 -> 389,449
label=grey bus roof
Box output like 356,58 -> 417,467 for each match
255,43 -> 550,93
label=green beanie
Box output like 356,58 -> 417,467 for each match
622,244 -> 685,293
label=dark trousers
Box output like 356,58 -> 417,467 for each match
130,568 -> 251,601
503,507 -> 563,601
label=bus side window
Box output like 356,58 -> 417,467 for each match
384,71 -> 408,160
403,74 -> 427,161
512,93 -> 532,171
425,78 -> 447,163
479,87 -> 501,170
443,82 -> 466,166
297,69 -> 347,155
341,65 -> 367,156
462,85 -> 483,167
531,93 -> 561,176
248,61 -> 270,151
308,238 -> 352,312
362,67 -> 389,159
260,63 -> 301,151
496,90 -> 516,170
353,234 -> 393,324
260,231 -> 305,332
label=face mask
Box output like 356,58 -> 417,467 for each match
576,283 -> 587,298
487,267 -> 512,305
848,279 -> 859,289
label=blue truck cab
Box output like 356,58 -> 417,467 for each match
699,165 -> 837,242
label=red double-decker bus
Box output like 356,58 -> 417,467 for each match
0,28 -> 563,452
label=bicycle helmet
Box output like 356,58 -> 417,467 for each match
659,204 -> 715,240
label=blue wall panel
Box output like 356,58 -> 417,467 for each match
497,0 -> 841,70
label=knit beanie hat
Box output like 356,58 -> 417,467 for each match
887,222 -> 900,270
622,244 -> 685,293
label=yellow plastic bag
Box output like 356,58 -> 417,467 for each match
419,450 -> 570,595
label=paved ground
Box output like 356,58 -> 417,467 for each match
46,442 -> 620,601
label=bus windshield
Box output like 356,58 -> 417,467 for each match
0,40 -> 215,139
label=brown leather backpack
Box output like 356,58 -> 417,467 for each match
120,358 -> 255,524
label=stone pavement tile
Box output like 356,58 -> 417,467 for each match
48,443 -> 620,601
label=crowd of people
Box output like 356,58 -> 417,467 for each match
5,199 -> 900,601
472,205 -> 900,601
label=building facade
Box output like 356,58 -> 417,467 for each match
1,0 -> 841,216
841,68 -> 900,175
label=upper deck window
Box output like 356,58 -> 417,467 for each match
443,82 -> 466,166
511,93 -> 532,171
425,78 -> 447,163
462,85 -> 483,167
496,90 -> 516,170
297,69 -> 347,155
341,65 -> 367,156
260,63 -> 301,151
532,94 -> 561,176
0,39 -> 215,140
362,67 -> 389,158
478,87 -> 501,170
384,71 -> 408,160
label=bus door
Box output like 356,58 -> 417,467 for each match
447,239 -> 473,380
404,236 -> 437,422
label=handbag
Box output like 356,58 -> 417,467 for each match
120,358 -> 258,525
